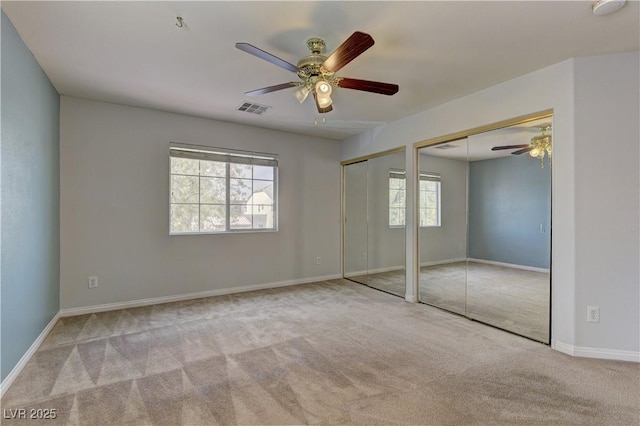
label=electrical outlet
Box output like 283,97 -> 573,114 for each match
88,276 -> 98,289
587,306 -> 600,323
316,256 -> 321,265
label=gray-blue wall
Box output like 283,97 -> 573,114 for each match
1,10 -> 60,381
468,154 -> 551,269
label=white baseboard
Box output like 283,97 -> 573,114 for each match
60,273 -> 342,317
405,294 -> 418,303
467,258 -> 550,273
420,258 -> 467,267
552,340 -> 575,356
368,265 -> 404,274
0,312 -> 61,398
344,265 -> 404,278
553,341 -> 639,362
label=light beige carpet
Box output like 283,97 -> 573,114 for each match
2,279 -> 638,425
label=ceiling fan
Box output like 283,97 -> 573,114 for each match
491,124 -> 552,166
235,31 -> 399,114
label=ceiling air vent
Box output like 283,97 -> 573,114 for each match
237,102 -> 270,115
434,144 -> 456,150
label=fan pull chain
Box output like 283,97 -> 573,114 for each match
313,116 -> 327,127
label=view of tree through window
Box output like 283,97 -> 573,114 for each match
170,144 -> 277,234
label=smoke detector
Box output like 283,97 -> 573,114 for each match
592,0 -> 626,15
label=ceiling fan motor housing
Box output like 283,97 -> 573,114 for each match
297,54 -> 326,76
297,38 -> 335,84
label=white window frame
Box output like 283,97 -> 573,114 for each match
388,170 -> 441,228
169,142 -> 278,235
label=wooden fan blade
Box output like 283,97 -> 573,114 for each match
235,42 -> 299,73
336,78 -> 399,95
491,144 -> 530,151
322,31 -> 375,73
512,147 -> 533,155
313,91 -> 333,113
245,82 -> 299,96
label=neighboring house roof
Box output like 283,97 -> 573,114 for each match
255,183 -> 274,199
246,183 -> 274,206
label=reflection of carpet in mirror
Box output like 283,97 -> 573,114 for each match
348,261 -> 550,343
419,262 -> 467,316
347,269 -> 406,297
420,261 -> 550,343
467,262 -> 550,343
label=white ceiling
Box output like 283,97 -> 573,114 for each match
3,1 -> 639,141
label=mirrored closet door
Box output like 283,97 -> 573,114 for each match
343,150 -> 406,298
344,160 -> 369,284
418,116 -> 552,343
418,139 -> 469,315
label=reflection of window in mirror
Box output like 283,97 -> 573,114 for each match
388,169 -> 406,227
419,173 -> 441,227
388,170 -> 441,228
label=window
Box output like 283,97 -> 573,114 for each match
419,173 -> 441,227
389,170 -> 406,227
388,170 -> 441,227
169,143 -> 278,234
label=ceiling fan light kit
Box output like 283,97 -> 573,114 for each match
294,86 -> 310,104
490,124 -> 552,168
592,0 -> 626,15
315,80 -> 333,108
235,31 -> 399,114
528,125 -> 552,168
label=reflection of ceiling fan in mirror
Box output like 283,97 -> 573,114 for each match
491,124 -> 552,167
235,31 -> 399,114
